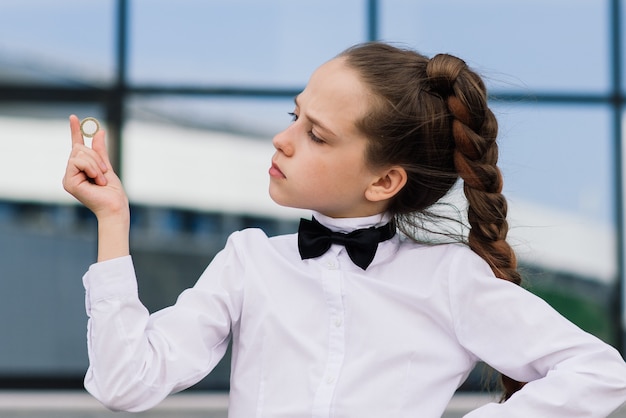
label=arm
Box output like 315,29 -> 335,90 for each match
62,115 -> 129,262
448,250 -> 626,418
64,115 -> 238,411
82,250 -> 240,412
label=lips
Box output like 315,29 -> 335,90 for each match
269,161 -> 285,178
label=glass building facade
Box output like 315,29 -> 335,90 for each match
0,0 -> 624,389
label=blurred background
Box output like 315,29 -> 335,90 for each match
0,0 -> 624,400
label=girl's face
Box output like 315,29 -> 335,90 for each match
269,57 -> 386,218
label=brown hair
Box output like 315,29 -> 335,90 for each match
339,42 -> 524,400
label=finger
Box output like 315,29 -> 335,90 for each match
68,155 -> 108,186
69,115 -> 85,147
91,129 -> 112,171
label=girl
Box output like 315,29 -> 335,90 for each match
63,42 -> 626,417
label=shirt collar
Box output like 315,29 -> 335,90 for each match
311,211 -> 393,234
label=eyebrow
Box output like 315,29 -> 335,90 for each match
294,96 -> 337,138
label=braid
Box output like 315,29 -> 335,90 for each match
426,54 -> 521,285
427,54 -> 524,399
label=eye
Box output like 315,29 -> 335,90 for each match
287,111 -> 324,144
308,131 -> 324,144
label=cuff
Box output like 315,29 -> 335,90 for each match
82,255 -> 138,311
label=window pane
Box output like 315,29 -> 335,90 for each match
0,104 -> 106,203
380,0 -> 609,93
494,103 -> 615,283
0,0 -> 116,86
497,104 -> 613,222
129,0 -> 365,86
0,105 -> 103,376
124,96 -> 306,219
127,95 -> 294,138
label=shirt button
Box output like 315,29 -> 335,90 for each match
334,318 -> 343,327
326,376 -> 335,384
325,260 -> 338,269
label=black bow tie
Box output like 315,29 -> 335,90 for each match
298,217 -> 396,270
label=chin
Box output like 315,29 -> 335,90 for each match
269,187 -> 322,213
268,190 -> 295,209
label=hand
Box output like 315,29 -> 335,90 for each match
62,115 -> 129,221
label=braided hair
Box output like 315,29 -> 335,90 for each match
339,42 -> 524,400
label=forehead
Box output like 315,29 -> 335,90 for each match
298,58 -> 370,134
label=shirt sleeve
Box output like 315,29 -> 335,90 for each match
447,248 -> 626,418
82,232 -> 246,412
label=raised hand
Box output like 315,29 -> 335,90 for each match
63,115 -> 130,260
62,115 -> 129,222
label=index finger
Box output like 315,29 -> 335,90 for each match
69,114 -> 85,146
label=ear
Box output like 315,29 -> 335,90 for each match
365,166 -> 407,203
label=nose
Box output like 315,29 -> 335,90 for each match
272,127 -> 294,157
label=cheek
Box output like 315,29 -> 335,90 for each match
299,149 -> 367,191
299,153 -> 329,176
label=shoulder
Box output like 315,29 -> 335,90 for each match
395,238 -> 489,275
223,228 -> 299,260
197,228 -> 298,284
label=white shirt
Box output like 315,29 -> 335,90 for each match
82,212 -> 626,417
